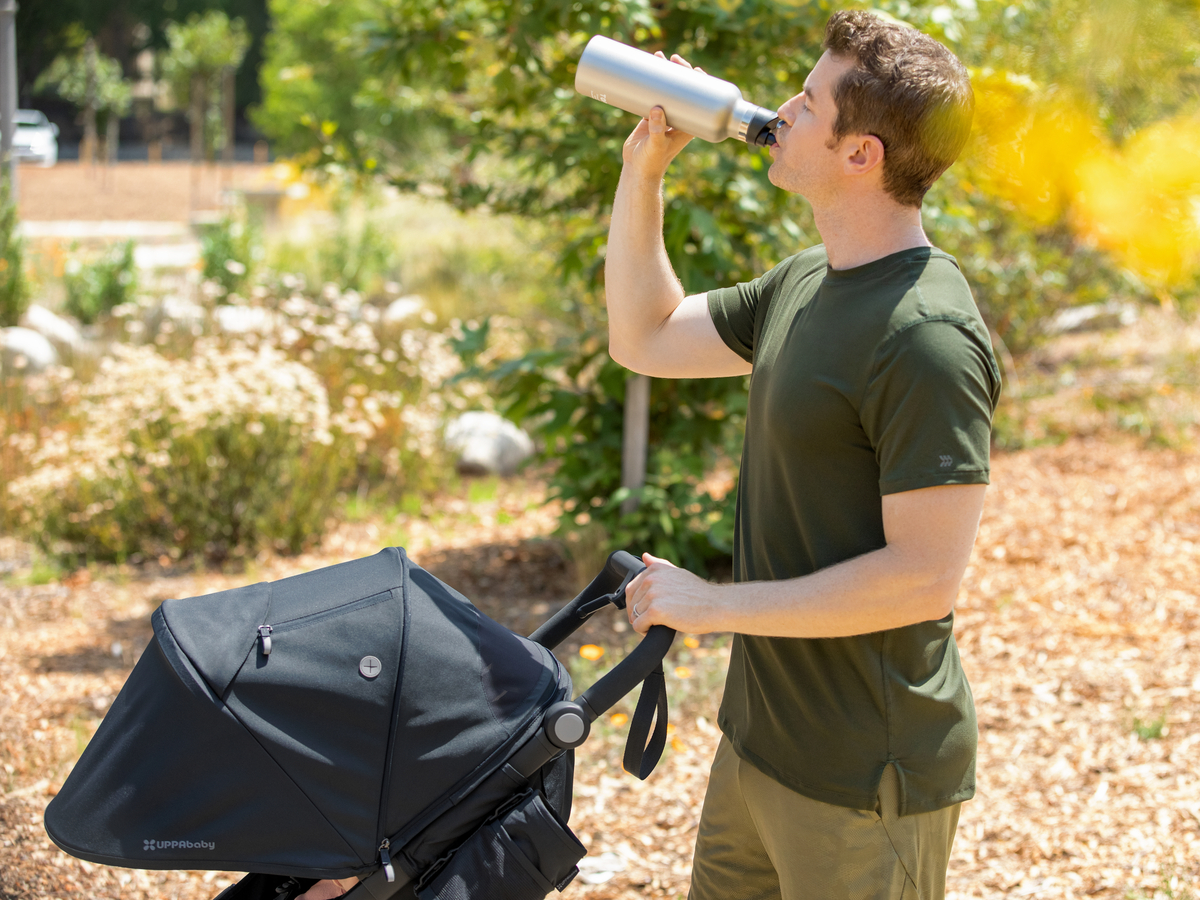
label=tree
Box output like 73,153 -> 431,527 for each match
35,34 -> 131,164
162,11 -> 250,161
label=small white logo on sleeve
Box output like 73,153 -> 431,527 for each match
939,455 -> 953,468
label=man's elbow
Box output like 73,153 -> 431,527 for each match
916,567 -> 964,621
607,339 -> 652,375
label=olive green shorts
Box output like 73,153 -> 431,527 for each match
688,737 -> 962,900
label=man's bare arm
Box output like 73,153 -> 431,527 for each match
605,60 -> 753,380
624,483 -> 987,637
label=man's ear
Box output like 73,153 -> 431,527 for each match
843,134 -> 885,177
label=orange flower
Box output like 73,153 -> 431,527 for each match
683,636 -> 700,649
674,666 -> 693,679
579,644 -> 604,661
671,737 -> 685,753
610,713 -> 629,727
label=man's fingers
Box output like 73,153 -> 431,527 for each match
642,551 -> 678,569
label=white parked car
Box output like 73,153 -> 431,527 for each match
11,109 -> 59,167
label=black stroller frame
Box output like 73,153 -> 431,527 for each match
45,548 -> 674,900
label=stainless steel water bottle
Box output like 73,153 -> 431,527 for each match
575,35 -> 779,147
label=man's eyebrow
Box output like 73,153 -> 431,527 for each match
803,79 -> 820,104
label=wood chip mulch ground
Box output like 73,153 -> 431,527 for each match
2,436 -> 1198,900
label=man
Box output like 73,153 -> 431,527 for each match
612,10 -> 1000,900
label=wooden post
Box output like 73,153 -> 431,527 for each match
620,373 -> 650,515
105,112 -> 119,165
221,65 -> 235,165
189,72 -> 206,163
82,38 -> 98,167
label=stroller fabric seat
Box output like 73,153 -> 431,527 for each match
45,547 -> 673,900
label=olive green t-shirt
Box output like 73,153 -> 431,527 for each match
707,245 -> 1000,816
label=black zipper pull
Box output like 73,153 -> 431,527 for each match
379,839 -> 395,883
258,625 -> 273,656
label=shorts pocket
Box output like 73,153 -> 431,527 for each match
415,790 -> 586,900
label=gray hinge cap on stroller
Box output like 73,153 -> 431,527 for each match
44,547 -> 674,900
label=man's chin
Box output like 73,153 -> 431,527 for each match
766,163 -> 800,195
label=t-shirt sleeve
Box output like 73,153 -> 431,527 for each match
707,279 -> 762,363
861,318 -> 1000,495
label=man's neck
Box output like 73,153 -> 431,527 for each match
812,192 -> 931,271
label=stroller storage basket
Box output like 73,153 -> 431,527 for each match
46,548 -> 673,900
415,790 -> 585,900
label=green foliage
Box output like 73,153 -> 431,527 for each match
253,0 -> 439,165
34,36 -> 132,117
35,416 -> 352,564
1132,710 -> 1167,741
63,240 -> 137,325
267,193 -> 401,299
260,0 -> 824,293
5,342 -> 357,565
0,182 -> 28,328
200,214 -> 258,298
947,0 -> 1200,142
163,11 -> 251,157
163,11 -> 251,95
482,328 -> 744,574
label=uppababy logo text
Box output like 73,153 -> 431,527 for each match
143,839 -> 216,852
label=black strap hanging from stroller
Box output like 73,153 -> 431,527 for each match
621,662 -> 668,780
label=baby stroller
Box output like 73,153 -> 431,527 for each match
44,547 -> 673,900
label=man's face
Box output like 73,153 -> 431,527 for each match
768,51 -> 856,201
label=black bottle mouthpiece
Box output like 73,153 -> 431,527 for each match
745,107 -> 780,147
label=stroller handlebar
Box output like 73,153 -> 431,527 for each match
576,623 -> 675,719
527,549 -> 646,649
513,551 -> 676,777
528,549 -> 676,718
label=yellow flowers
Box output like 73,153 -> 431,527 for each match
969,72 -> 1200,288
674,666 -> 693,679
683,636 -> 700,649
610,713 -> 628,727
579,644 -> 604,661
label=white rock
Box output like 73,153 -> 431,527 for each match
382,295 -> 426,326
214,305 -> 273,334
576,852 -> 627,885
444,411 -> 534,477
1047,301 -> 1138,334
1,327 -> 59,373
21,304 -> 84,350
158,296 -> 207,328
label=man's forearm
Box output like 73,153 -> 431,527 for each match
711,544 -> 961,638
605,169 -> 686,367
626,484 -> 987,638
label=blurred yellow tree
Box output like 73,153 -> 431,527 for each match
962,0 -> 1200,290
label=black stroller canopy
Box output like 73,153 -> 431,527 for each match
46,548 -> 567,879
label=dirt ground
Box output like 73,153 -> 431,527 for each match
1,435 -> 1198,900
16,163 -> 274,222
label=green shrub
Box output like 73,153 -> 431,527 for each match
483,326 -> 743,575
0,181 -> 29,327
200,213 -> 259,298
6,341 -> 354,563
63,240 -> 137,324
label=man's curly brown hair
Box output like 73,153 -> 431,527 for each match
823,10 -> 974,207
